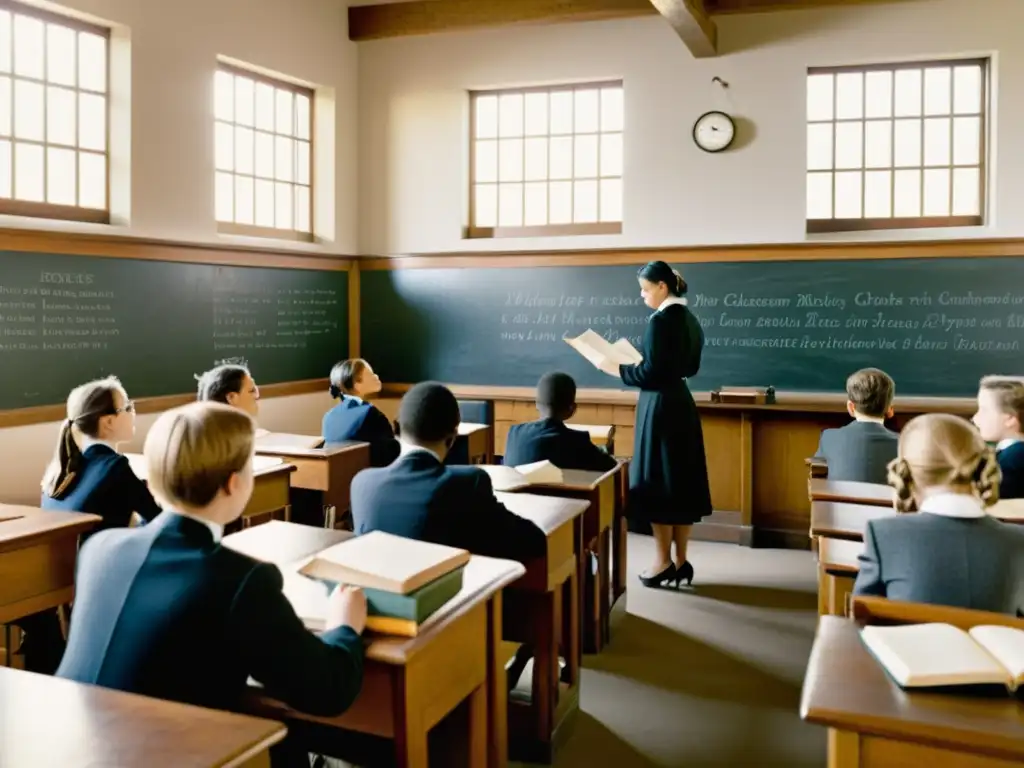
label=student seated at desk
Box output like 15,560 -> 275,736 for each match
972,375 -> 1024,499
196,364 -> 261,421
853,413 -> 1024,614
504,372 -> 617,473
815,368 -> 899,483
322,358 -> 399,467
58,402 -> 367,750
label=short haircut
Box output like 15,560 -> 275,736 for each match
329,358 -> 368,399
979,375 -> 1024,426
537,372 -> 577,416
846,368 -> 895,418
398,382 -> 460,443
144,402 -> 255,508
196,365 -> 250,404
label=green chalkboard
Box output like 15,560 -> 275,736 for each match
0,250 -> 347,410
361,257 -> 1024,397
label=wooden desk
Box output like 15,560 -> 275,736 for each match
816,536 -> 861,616
254,440 -> 370,528
567,423 -> 615,454
456,423 -> 493,465
494,492 -> 587,764
224,523 -> 524,768
128,454 -> 295,527
808,478 -> 894,507
801,616 -> 1024,767
810,501 -> 894,541
0,666 -> 285,767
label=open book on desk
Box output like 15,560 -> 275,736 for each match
478,460 -> 564,492
565,330 -> 642,370
862,622 -> 1024,694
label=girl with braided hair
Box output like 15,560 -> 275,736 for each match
853,413 -> 1024,615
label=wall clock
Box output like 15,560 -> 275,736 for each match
693,110 -> 736,153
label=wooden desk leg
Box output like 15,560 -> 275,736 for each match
468,683 -> 488,768
531,590 -> 557,745
561,568 -> 580,689
827,728 -> 860,768
486,593 -> 508,768
817,566 -> 829,616
392,674 -> 429,768
598,528 -> 611,649
611,508 -> 627,606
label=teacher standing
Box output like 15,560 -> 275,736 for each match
598,261 -> 712,589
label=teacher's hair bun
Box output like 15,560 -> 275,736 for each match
672,269 -> 688,296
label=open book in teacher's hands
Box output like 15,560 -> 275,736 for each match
564,329 -> 642,370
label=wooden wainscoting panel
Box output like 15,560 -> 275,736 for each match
701,412 -> 743,514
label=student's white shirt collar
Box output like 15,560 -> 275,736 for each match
343,394 -> 364,404
170,510 -> 224,543
655,296 -> 688,313
78,436 -> 117,452
399,441 -> 441,462
997,438 -> 1022,451
852,413 -> 886,425
919,492 -> 986,519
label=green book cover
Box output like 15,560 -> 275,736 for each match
309,565 -> 465,624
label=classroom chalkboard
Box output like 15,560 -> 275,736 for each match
0,250 -> 348,410
361,257 -> 1024,397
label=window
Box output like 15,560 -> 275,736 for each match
469,82 -> 623,238
0,1 -> 109,223
214,63 -> 312,240
806,59 -> 986,233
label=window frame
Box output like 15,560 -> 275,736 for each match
0,0 -> 111,224
214,60 -> 315,242
467,80 -> 624,240
805,57 -> 988,235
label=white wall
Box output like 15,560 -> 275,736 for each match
3,0 -> 358,254
356,0 -> 1024,255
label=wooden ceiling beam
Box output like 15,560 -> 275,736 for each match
649,0 -> 717,57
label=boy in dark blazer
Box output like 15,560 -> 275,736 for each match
972,375 -> 1024,498
815,368 -> 899,484
504,372 -> 618,473
58,403 -> 366,762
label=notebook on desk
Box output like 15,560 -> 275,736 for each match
478,460 -> 565,491
256,432 -> 325,450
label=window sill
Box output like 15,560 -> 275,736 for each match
806,216 -> 984,235
464,222 -> 622,239
216,222 -> 315,243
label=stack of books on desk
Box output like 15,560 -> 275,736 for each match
299,531 -> 470,637
479,460 -> 564,491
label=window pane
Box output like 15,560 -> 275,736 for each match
14,80 -> 43,141
549,180 -> 571,224
864,72 -> 892,118
47,146 -> 75,205
13,15 -> 43,79
0,77 -> 8,135
524,138 -> 547,182
923,67 -> 951,116
893,169 -> 921,216
498,182 -> 523,226
295,93 -> 311,140
276,90 -> 294,136
574,89 -> 599,133
550,91 -> 572,134
834,171 -> 862,218
294,184 -> 311,232
549,136 -> 572,180
923,117 -> 950,165
234,175 -> 254,224
864,121 -> 891,168
953,65 -> 982,115
0,139 -> 9,197
953,116 -> 980,165
893,119 -> 921,167
601,87 -> 623,131
864,170 -> 891,218
0,12 -> 9,73
215,71 -> 234,121
600,178 -> 622,222
573,179 -> 597,223
834,122 -> 862,170
79,151 -> 104,208
275,182 -> 292,230
835,72 -> 863,119
574,134 -> 598,178
47,25 -> 76,87
807,74 -> 833,121
78,93 -> 106,151
524,92 -> 547,137
474,95 -> 497,139
254,82 -> 274,132
807,123 -> 832,171
498,138 -> 523,182
296,140 -> 310,185
215,122 -> 234,173
923,168 -> 950,216
894,69 -> 922,117
78,32 -> 106,92
524,181 -> 547,225
235,126 -> 254,174
474,183 -> 497,227
275,136 -> 293,182
474,140 -> 497,183
235,77 -> 255,127
47,86 -> 75,146
215,171 -> 233,221
14,142 -> 43,201
952,167 -> 980,215
498,93 -> 523,138
806,172 -> 832,219
600,132 -> 622,177
254,131 -> 273,178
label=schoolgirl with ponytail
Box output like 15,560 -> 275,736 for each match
321,359 -> 399,467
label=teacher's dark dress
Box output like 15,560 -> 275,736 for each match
619,302 -> 712,526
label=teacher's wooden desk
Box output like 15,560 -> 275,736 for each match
0,666 -> 285,767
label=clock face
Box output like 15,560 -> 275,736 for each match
693,111 -> 736,153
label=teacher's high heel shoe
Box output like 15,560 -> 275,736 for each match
671,561 -> 694,588
638,563 -> 676,589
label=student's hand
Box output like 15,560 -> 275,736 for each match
326,585 -> 367,635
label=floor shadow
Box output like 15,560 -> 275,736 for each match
686,583 -> 818,612
511,711 -> 659,768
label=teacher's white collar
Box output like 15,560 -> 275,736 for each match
656,296 -> 687,312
